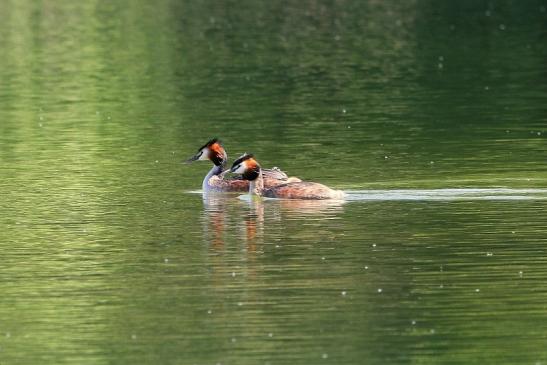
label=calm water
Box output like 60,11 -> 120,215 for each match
1,1 -> 547,364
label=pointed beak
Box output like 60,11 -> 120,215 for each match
184,154 -> 199,164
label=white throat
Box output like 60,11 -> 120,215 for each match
248,171 -> 264,196
203,164 -> 224,191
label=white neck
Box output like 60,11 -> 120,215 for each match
203,164 -> 224,191
248,171 -> 264,196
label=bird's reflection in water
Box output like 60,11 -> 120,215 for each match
201,192 -> 266,255
269,198 -> 346,218
201,193 -> 346,251
200,193 -> 347,297
201,192 -> 230,250
241,198 -> 264,254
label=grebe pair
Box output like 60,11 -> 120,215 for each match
186,139 -> 301,192
187,139 -> 344,200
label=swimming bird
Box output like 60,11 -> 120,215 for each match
186,139 -> 300,192
229,153 -> 345,200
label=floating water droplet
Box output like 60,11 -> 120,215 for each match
5,332 -> 10,338
231,337 -> 236,343
438,63 -> 443,69
430,329 -> 435,334
207,309 -> 212,314
411,320 -> 416,325
321,257 -> 326,260
341,291 -> 347,296
372,244 -> 377,247
475,289 -> 480,292
237,302 -> 243,306
537,132 -> 542,136
377,288 -> 383,293
499,24 -> 506,30
39,116 -> 44,121
384,156 -> 389,159
519,271 -> 523,277
164,258 -> 169,263
268,333 -> 273,337
322,353 -> 329,359
484,86 -> 490,90
231,272 -> 236,277
486,252 -> 493,256
39,123 -> 43,127
342,108 -> 347,114
364,266 -> 368,270
131,334 -> 137,340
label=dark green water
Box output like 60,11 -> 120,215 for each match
1,1 -> 547,364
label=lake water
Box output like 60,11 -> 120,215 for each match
1,1 -> 546,364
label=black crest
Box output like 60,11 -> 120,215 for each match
231,153 -> 254,168
198,138 -> 220,151
232,154 -> 261,181
199,138 -> 226,166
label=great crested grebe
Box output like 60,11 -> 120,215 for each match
229,154 -> 345,200
186,138 -> 300,192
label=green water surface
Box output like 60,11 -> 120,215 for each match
1,1 -> 547,364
